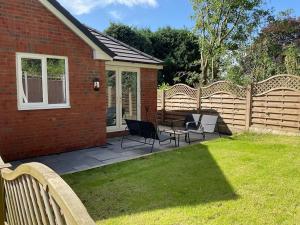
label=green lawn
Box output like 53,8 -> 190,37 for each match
63,133 -> 300,225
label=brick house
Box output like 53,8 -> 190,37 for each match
0,0 -> 163,161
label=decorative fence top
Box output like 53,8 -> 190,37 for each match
253,74 -> 300,96
159,75 -> 300,99
164,84 -> 198,99
201,81 -> 246,99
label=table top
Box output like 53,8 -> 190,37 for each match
162,127 -> 188,135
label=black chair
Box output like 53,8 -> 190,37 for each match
121,119 -> 176,152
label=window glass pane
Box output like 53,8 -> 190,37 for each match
47,58 -> 67,104
21,58 -> 43,103
106,70 -> 117,127
122,71 -> 138,124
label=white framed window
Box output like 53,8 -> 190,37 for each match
16,53 -> 70,110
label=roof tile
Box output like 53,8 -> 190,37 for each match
87,27 -> 163,65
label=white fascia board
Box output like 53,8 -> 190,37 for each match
93,50 -> 112,61
39,0 -> 113,61
105,61 -> 163,70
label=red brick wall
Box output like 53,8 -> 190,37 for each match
0,0 -> 107,161
140,68 -> 158,124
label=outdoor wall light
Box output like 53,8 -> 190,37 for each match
93,78 -> 100,91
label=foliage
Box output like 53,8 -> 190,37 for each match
105,23 -> 153,54
284,44 -> 300,75
226,65 -> 250,85
64,133 -> 300,225
226,14 -> 300,84
191,0 -> 271,85
158,82 -> 170,90
105,24 -> 200,86
22,58 -> 65,80
104,9 -> 300,87
21,59 -> 42,77
47,59 -> 66,79
151,27 -> 201,86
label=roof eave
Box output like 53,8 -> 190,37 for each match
107,59 -> 164,70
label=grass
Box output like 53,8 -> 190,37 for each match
63,133 -> 300,225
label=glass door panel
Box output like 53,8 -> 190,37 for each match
21,58 -> 43,103
121,71 -> 138,125
106,70 -> 117,127
106,67 -> 140,131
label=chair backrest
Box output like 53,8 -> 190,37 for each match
201,115 -> 218,133
140,121 -> 158,139
191,114 -> 201,124
125,119 -> 141,135
185,114 -> 201,129
125,119 -> 157,139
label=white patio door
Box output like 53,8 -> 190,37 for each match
106,66 -> 141,132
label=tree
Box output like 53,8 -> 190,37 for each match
260,13 -> 300,49
253,15 -> 300,77
284,44 -> 300,75
105,24 -> 200,86
227,14 -> 300,84
151,27 -> 200,85
191,0 -> 270,85
105,23 -> 153,55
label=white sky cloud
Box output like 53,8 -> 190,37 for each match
58,0 -> 158,15
108,10 -> 123,20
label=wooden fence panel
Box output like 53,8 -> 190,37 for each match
201,93 -> 247,132
157,75 -> 300,135
250,75 -> 300,134
160,85 -> 198,123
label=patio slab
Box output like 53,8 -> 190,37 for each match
9,133 -> 221,175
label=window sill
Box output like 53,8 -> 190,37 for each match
107,126 -> 127,133
18,105 -> 71,111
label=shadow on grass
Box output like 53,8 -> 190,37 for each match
64,143 -> 238,221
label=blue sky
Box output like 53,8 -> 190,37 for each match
58,0 -> 300,32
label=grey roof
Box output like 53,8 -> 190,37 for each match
46,0 -> 162,65
87,27 -> 164,65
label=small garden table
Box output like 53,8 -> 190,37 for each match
161,128 -> 188,147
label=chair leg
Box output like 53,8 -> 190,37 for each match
151,139 -> 155,153
184,132 -> 191,144
121,135 -> 125,149
217,125 -> 221,137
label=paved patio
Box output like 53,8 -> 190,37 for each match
10,134 -> 220,175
